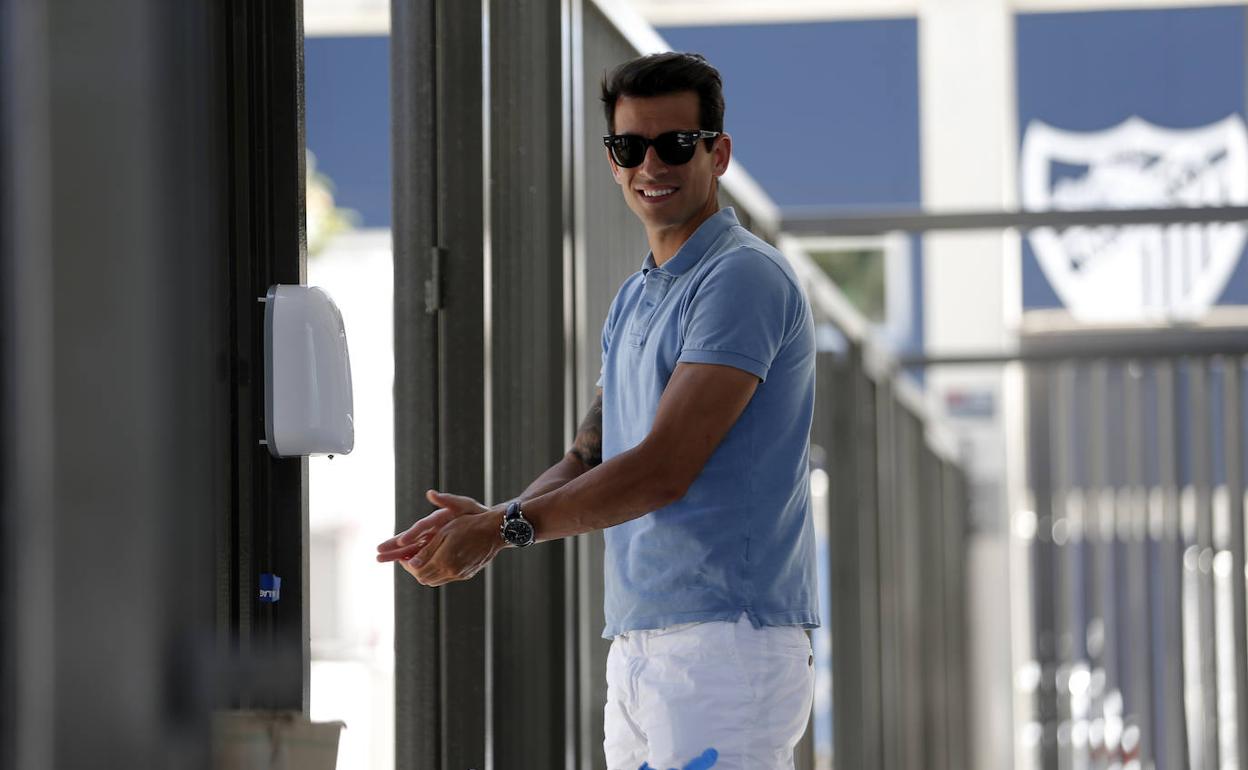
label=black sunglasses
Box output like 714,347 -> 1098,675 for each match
602,130 -> 721,168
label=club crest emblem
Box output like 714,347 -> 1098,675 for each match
1020,115 -> 1248,321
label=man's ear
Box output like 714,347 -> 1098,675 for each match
712,133 -> 732,178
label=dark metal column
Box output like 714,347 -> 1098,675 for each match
1049,365 -> 1074,769
815,349 -> 871,770
941,460 -> 971,770
391,0 -> 442,764
393,0 -> 489,766
1026,365 -> 1059,770
1225,356 -> 1248,770
486,0 -> 574,765
919,445 -> 950,770
1123,363 -> 1154,763
1191,358 -> 1221,768
857,370 -> 885,770
1156,361 -> 1189,770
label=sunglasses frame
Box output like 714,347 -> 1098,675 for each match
602,130 -> 721,168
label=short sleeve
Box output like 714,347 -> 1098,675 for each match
597,315 -> 609,388
678,249 -> 798,382
598,281 -> 627,388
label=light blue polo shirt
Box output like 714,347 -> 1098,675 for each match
598,207 -> 819,638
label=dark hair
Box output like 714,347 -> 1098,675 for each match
601,52 -> 724,136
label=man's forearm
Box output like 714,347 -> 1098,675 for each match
522,440 -> 679,543
507,452 -> 591,506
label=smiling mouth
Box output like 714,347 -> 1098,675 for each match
637,187 -> 677,201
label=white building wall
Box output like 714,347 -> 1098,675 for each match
918,2 -> 1019,768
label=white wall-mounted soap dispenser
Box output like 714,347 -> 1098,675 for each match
263,284 -> 355,458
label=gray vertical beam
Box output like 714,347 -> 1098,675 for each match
817,349 -> 869,770
1156,361 -> 1189,770
392,0 -> 489,766
391,0 -> 441,763
1,0 -> 53,766
1223,356 -> 1248,770
1026,365 -> 1058,770
1087,362 -> 1113,704
897,410 -> 925,770
1191,358 -> 1220,768
857,369 -> 885,770
919,445 -> 949,770
486,0 -> 573,766
1123,363 -> 1154,763
875,383 -> 903,770
431,0 -> 489,757
1050,364 -> 1073,770
942,461 -> 971,770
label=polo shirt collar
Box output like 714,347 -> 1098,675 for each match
641,207 -> 740,276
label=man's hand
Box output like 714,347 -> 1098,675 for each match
376,489 -> 488,565
397,510 -> 505,587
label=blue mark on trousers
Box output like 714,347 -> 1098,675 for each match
639,747 -> 718,770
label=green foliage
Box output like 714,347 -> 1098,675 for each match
809,248 -> 886,321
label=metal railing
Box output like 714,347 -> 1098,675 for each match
1013,337 -> 1248,770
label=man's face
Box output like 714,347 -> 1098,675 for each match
607,91 -> 731,236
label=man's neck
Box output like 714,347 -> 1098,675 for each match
647,200 -> 720,268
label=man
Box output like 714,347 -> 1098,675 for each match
376,52 -> 818,769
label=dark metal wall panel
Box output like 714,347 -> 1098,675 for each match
0,0 -> 48,765
486,0 -> 574,766
579,3 -> 652,405
0,0 -> 301,764
219,0 -> 310,712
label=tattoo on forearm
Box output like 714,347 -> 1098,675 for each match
571,394 -> 603,468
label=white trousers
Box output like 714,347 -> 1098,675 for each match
603,615 -> 814,770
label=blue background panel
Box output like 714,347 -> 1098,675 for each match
304,35 -> 392,228
658,20 -> 921,210
1016,6 -> 1248,310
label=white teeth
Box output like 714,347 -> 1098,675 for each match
641,188 -> 675,198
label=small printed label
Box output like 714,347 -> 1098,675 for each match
258,573 -> 282,603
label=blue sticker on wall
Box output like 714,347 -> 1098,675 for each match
258,573 -> 281,603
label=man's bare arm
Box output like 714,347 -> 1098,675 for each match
382,364 -> 755,584
376,389 -> 602,562
521,362 -> 757,542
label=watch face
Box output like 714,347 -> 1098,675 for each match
502,518 -> 534,546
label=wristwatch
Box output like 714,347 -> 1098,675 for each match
500,500 -> 536,548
